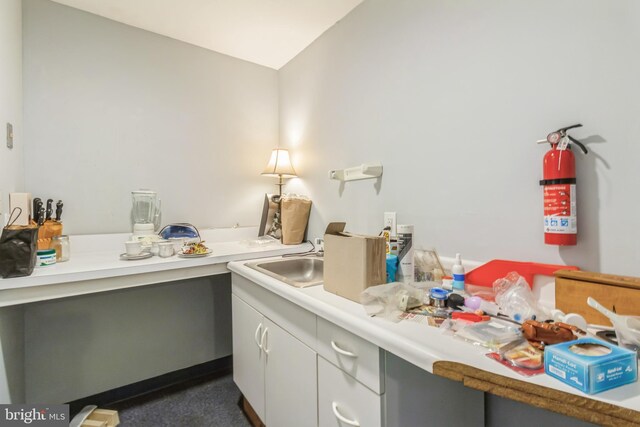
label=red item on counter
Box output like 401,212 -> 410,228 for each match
466,259 -> 579,288
452,312 -> 489,323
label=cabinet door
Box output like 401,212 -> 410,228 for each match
263,318 -> 317,427
232,295 -> 266,421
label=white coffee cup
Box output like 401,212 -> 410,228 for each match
125,240 -> 142,256
158,241 -> 174,258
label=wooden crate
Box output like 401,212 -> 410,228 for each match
555,270 -> 640,326
81,409 -> 119,427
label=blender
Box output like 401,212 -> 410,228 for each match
131,190 -> 161,236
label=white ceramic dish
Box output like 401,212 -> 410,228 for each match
119,252 -> 153,261
177,249 -> 212,258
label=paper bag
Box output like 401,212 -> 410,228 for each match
280,195 -> 312,245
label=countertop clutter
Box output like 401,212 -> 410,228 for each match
0,227 -> 312,307
228,256 -> 640,426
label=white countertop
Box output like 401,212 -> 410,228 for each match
0,228 -> 312,306
228,257 -> 640,413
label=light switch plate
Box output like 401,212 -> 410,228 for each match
6,122 -> 13,149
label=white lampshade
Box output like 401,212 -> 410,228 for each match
261,148 -> 297,177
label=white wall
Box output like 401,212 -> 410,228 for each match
0,0 -> 24,221
23,0 -> 279,235
0,0 -> 24,405
280,0 -> 640,276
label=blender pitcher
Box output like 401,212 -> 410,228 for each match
131,190 -> 161,235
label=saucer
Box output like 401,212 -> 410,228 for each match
119,252 -> 153,261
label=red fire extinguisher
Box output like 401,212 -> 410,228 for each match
538,124 -> 588,246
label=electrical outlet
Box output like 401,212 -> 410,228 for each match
314,237 -> 324,252
384,212 -> 397,236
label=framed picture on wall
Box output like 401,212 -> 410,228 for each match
258,194 -> 280,238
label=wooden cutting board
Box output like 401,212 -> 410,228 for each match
555,270 -> 640,326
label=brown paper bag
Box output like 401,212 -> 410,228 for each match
280,195 -> 312,245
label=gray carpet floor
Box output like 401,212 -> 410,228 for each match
111,373 -> 251,427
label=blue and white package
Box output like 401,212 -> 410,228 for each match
544,338 -> 637,394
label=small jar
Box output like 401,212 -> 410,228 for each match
51,235 -> 71,262
158,241 -> 174,258
36,249 -> 57,267
429,287 -> 448,308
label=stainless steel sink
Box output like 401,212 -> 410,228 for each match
247,257 -> 323,288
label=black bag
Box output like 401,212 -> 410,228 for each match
0,208 -> 39,278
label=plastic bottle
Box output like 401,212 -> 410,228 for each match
452,253 -> 465,291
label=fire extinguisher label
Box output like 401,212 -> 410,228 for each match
543,184 -> 577,234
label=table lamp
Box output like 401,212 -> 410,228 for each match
261,148 -> 297,197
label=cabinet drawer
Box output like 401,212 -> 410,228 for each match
318,356 -> 384,427
317,316 -> 384,394
232,273 -> 316,349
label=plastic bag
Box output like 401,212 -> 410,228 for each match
0,208 -> 39,278
493,272 -> 537,322
361,282 -> 428,322
453,319 -> 522,349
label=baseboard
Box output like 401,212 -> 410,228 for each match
67,356 -> 233,418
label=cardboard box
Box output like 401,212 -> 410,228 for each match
544,338 -> 637,394
323,222 -> 386,303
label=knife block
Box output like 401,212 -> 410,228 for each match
37,221 -> 63,250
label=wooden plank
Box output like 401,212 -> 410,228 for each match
240,395 -> 265,427
87,409 -> 120,427
555,270 -> 640,290
433,361 -> 640,427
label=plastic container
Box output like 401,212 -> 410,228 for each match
386,254 -> 398,283
493,272 -> 537,322
466,259 -> 579,288
36,249 -> 56,267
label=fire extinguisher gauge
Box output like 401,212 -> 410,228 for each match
547,132 -> 562,144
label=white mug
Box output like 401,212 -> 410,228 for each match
125,240 -> 142,256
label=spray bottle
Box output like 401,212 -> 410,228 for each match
452,253 -> 465,291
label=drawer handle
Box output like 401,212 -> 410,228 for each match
331,340 -> 357,358
332,402 -> 360,426
254,323 -> 263,349
261,327 -> 269,355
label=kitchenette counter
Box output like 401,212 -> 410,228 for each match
228,257 -> 640,425
0,228 -> 312,307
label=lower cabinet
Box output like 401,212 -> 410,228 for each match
263,317 -> 317,427
232,273 -> 385,427
232,293 -> 317,427
232,294 -> 266,420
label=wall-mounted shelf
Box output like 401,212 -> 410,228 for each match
329,163 -> 383,182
